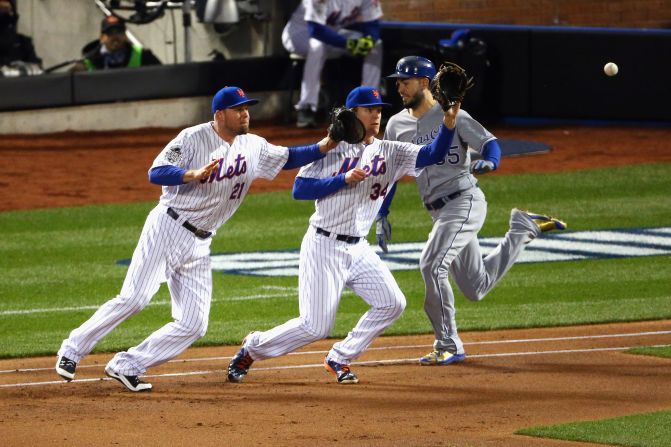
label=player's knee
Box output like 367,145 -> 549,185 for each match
419,258 -> 434,278
462,288 -> 486,302
299,319 -> 332,340
460,275 -> 491,302
380,291 -> 406,320
181,315 -> 209,339
420,259 -> 447,281
391,295 -> 406,319
194,320 -> 209,338
308,38 -> 325,53
423,298 -> 433,314
117,295 -> 150,316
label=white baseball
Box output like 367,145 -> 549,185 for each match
604,62 -> 618,77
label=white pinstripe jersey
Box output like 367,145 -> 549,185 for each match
150,122 -> 288,233
384,105 -> 495,202
297,138 -> 419,237
304,0 -> 382,30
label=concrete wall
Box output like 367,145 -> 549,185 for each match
14,0 -> 289,70
0,90 -> 284,134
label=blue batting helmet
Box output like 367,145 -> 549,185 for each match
386,56 -> 436,80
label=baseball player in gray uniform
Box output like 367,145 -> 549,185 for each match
379,56 -> 566,365
55,86 -> 337,391
227,86 -> 461,384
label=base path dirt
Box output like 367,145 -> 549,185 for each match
1,321 -> 670,446
1,123 -> 670,212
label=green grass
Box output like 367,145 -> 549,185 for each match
627,345 -> 671,359
517,410 -> 671,447
0,163 -> 670,358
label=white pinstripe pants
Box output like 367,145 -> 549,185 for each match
247,226 -> 406,365
58,205 -> 212,375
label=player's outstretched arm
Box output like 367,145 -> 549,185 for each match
415,105 -> 460,169
318,136 -> 338,153
183,159 -> 220,183
442,102 -> 460,129
149,159 -> 219,185
283,138 -> 337,170
292,168 -> 366,200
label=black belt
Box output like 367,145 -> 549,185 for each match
166,207 -> 212,239
424,184 -> 479,211
316,227 -> 360,244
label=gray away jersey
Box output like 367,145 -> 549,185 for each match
298,138 -> 420,237
384,104 -> 495,203
150,122 -> 288,233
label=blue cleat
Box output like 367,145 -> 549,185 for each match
525,211 -> 567,232
419,350 -> 466,366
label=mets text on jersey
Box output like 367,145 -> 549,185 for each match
332,155 -> 387,177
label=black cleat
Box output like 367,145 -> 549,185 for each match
324,357 -> 359,384
55,355 -> 77,381
105,366 -> 152,392
227,347 -> 254,383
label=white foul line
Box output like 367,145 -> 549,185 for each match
2,329 -> 670,375
1,343 -> 670,389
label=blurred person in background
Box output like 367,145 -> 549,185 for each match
0,0 -> 42,77
71,15 -> 161,72
282,0 -> 383,128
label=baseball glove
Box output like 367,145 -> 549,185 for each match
328,107 -> 366,144
346,35 -> 375,57
430,62 -> 474,111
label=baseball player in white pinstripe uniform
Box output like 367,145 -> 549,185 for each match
55,86 -> 337,391
282,0 -> 383,128
379,56 -> 567,365
227,86 -> 460,384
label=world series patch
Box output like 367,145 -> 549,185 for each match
166,147 -> 182,163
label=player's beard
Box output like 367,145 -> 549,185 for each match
403,90 -> 425,111
237,124 -> 249,135
225,122 -> 248,135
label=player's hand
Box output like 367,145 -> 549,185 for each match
318,135 -> 338,153
375,215 -> 392,253
345,168 -> 367,184
185,159 -> 220,182
442,102 -> 461,129
470,159 -> 495,175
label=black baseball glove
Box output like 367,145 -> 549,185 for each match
430,62 -> 474,111
327,107 -> 365,144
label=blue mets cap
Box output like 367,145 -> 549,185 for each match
345,86 -> 391,108
211,86 -> 259,113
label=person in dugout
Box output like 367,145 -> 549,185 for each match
71,15 -> 161,72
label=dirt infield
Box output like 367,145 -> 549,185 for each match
1,123 -> 671,212
1,123 -> 671,446
1,321 -> 671,446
